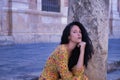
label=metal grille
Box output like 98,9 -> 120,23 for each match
118,0 -> 120,13
42,0 -> 60,12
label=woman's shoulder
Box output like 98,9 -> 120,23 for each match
56,44 -> 67,51
52,44 -> 67,55
52,44 -> 68,59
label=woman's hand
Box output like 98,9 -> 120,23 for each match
76,41 -> 86,69
77,41 -> 86,51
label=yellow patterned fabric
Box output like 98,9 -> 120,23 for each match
39,44 -> 88,80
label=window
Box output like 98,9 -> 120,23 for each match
118,0 -> 120,13
42,0 -> 60,12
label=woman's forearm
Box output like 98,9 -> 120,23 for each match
76,50 -> 85,69
76,42 -> 86,69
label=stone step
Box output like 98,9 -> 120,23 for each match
0,36 -> 14,46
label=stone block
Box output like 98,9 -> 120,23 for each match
12,33 -> 34,44
0,36 -> 14,46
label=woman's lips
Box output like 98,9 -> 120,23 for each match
78,37 -> 81,39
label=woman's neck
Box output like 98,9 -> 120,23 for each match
66,42 -> 77,54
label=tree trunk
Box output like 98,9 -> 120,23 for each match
68,0 -> 109,80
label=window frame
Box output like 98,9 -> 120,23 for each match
41,0 -> 61,13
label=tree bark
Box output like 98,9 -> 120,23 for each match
68,0 -> 109,80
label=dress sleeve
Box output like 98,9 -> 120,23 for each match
55,47 -> 87,80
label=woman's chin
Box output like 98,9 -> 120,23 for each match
77,40 -> 81,43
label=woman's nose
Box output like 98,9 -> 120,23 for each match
78,33 -> 81,36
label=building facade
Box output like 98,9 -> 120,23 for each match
0,0 -> 68,44
0,0 -> 120,45
109,0 -> 120,38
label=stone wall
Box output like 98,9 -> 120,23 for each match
109,0 -> 120,38
0,0 -> 14,45
68,0 -> 109,80
12,0 -> 68,43
0,0 -> 11,36
0,1 -> 2,35
0,0 -> 68,44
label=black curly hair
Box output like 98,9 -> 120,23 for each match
60,21 -> 94,71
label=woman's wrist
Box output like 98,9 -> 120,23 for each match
80,49 -> 85,54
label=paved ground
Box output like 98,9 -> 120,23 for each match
108,39 -> 120,62
0,39 -> 120,80
0,43 -> 58,80
107,39 -> 120,80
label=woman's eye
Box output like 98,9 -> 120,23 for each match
73,31 -> 77,33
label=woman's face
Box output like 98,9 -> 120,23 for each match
69,25 -> 82,43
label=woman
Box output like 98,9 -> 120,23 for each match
39,21 -> 94,80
